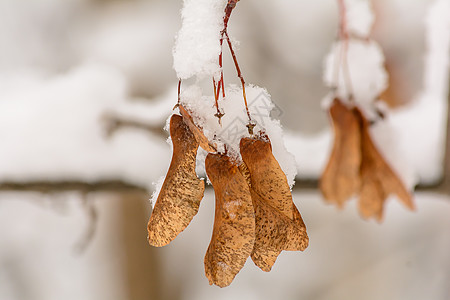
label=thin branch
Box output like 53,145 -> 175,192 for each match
336,0 -> 354,101
177,79 -> 181,106
0,180 -> 147,193
337,0 -> 348,40
218,0 -> 254,135
224,31 -> 251,123
0,178 -> 441,194
103,113 -> 166,139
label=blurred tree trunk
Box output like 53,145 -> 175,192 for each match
118,191 -> 163,300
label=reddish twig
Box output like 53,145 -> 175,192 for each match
213,78 -> 224,123
223,0 -> 239,30
224,31 -> 251,122
174,79 -> 182,110
219,34 -> 225,100
222,0 -> 252,124
336,0 -> 354,101
211,5 -> 231,125
337,0 -> 348,40
211,0 -> 253,131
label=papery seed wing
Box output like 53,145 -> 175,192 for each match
320,98 -> 361,207
204,153 -> 255,288
240,137 -> 294,219
288,204 -> 309,250
179,104 -> 217,153
249,189 -> 308,272
240,137 -> 308,272
358,175 -> 385,221
356,108 -> 415,221
147,114 -> 205,247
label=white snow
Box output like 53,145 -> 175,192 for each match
324,0 -> 380,112
108,88 -> 175,127
0,192 -> 129,300
150,176 -> 166,209
180,85 -> 298,188
323,39 -> 388,119
0,63 -> 171,187
173,0 -> 227,79
81,1 -> 179,96
0,0 -> 449,299
344,0 -> 374,38
424,0 -> 450,98
173,0 -> 298,187
380,0 -> 450,185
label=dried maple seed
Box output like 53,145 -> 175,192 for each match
355,108 -> 415,221
320,98 -> 361,207
240,137 -> 308,272
179,104 -> 217,152
147,114 -> 205,247
240,137 -> 293,218
204,153 -> 255,287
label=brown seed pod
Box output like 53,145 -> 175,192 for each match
240,137 -> 293,219
179,104 -> 217,153
320,98 -> 361,207
204,153 -> 255,287
147,114 -> 205,247
249,190 -> 309,272
355,107 -> 415,221
240,137 -> 308,272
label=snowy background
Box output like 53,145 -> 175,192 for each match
0,0 -> 449,299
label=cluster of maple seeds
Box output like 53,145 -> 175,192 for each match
320,98 -> 415,221
317,0 -> 415,220
148,0 -> 416,288
148,111 -> 308,287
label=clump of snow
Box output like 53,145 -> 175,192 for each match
173,0 -> 227,79
323,0 -> 387,118
344,0 -> 374,38
381,0 -> 450,186
371,0 -> 450,186
150,176 -> 166,209
0,63 -> 171,187
424,0 -> 450,101
179,85 -> 298,188
323,39 -> 388,118
172,0 -> 297,187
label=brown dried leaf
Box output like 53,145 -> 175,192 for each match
147,114 -> 205,247
320,98 -> 361,207
179,104 -> 217,153
355,107 -> 415,221
240,137 -> 308,272
204,153 -> 255,287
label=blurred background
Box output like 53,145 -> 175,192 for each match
0,0 -> 449,299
